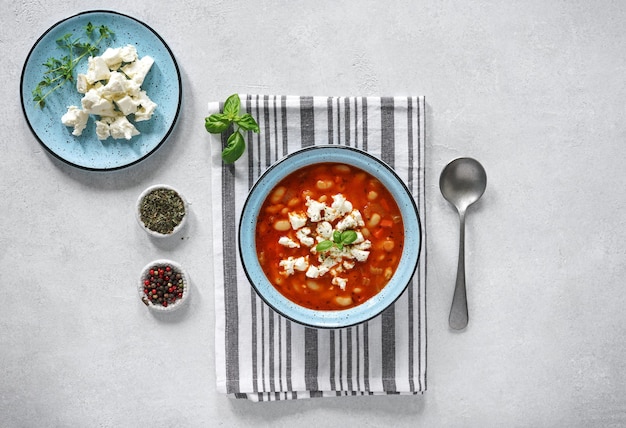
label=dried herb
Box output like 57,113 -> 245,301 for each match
139,188 -> 185,234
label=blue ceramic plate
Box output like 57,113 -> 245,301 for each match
239,146 -> 422,329
20,10 -> 181,170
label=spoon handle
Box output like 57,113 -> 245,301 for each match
449,211 -> 468,330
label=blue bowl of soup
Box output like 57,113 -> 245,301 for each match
239,145 -> 421,329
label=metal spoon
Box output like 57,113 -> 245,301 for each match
439,157 -> 487,330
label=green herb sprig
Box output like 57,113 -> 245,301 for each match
316,230 -> 358,253
204,94 -> 260,163
32,22 -> 113,108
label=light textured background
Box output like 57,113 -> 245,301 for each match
2,0 -> 626,426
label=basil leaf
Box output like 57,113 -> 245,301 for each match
340,230 -> 358,246
333,230 -> 342,244
221,130 -> 246,163
235,113 -> 260,132
223,93 -> 240,119
205,113 -> 231,133
316,240 -> 334,252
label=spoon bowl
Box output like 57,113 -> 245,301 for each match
440,157 -> 487,330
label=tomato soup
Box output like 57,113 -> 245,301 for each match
255,162 -> 404,310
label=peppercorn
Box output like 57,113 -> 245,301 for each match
142,263 -> 185,308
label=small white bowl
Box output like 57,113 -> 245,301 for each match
139,259 -> 190,312
136,184 -> 188,238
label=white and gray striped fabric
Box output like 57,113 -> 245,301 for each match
210,95 -> 426,401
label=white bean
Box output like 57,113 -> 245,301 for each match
270,186 -> 286,204
306,280 -> 320,291
332,164 -> 351,174
383,239 -> 395,252
273,219 -> 291,231
334,296 -> 353,307
367,213 -> 381,228
316,179 -> 333,190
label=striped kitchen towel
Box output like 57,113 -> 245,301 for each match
209,95 -> 426,401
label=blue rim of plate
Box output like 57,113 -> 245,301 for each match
20,10 -> 182,171
238,145 -> 422,329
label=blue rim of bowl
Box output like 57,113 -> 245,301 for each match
238,145 -> 422,329
19,10 -> 182,171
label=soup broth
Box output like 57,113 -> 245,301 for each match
255,162 -> 404,310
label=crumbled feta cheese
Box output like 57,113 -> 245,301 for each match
306,197 -> 326,222
76,74 -> 90,94
134,90 -> 157,122
61,106 -> 89,136
61,45 -> 156,140
95,120 -> 110,140
100,72 -> 129,98
306,199 -> 324,222
350,248 -> 370,262
278,236 -> 300,248
114,95 -> 139,116
294,256 -> 308,272
305,265 -> 320,278
85,56 -> 111,84
336,209 -> 366,231
80,89 -> 114,116
279,256 -> 308,276
316,221 -> 333,240
288,212 -> 307,230
100,45 -> 138,69
336,212 -> 358,231
351,209 -> 365,227
330,194 -> 353,218
354,240 -> 372,251
332,276 -> 348,291
122,55 -> 154,85
118,45 -> 139,63
109,116 -> 140,140
296,227 -> 315,247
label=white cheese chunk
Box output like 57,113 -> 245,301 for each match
354,240 -> 372,251
343,260 -> 356,270
85,56 -> 111,84
288,212 -> 307,230
306,197 -> 326,222
114,95 -> 139,116
108,116 -> 140,140
330,194 -> 353,218
336,212 -> 358,231
134,90 -> 157,122
278,236 -> 300,248
81,89 -> 115,116
100,71 -> 128,98
293,256 -> 309,272
95,120 -> 110,140
296,227 -> 315,247
118,45 -> 139,63
315,221 -> 333,240
61,106 -> 89,136
279,256 -> 308,276
76,74 -> 90,94
332,276 -> 348,291
122,55 -> 154,85
100,45 -> 138,70
350,248 -> 370,262
305,265 -> 320,278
